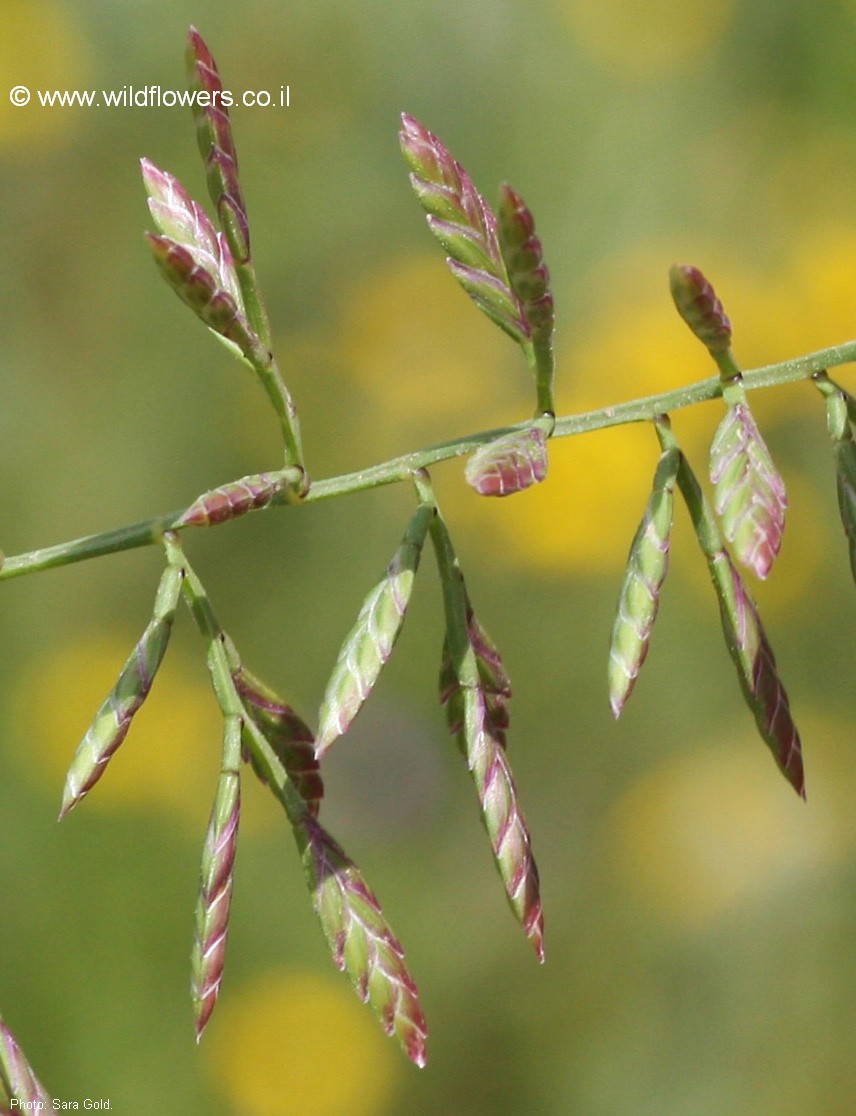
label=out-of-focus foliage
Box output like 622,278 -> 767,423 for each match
3,1 -> 856,1113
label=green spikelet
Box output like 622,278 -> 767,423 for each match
59,565 -> 182,818
315,503 -> 433,756
608,444 -> 679,717
815,374 -> 856,584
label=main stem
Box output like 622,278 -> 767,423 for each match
2,339 -> 855,581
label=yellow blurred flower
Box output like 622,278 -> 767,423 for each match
604,716 -> 856,930
205,969 -> 400,1116
0,0 -> 90,149
336,252 -> 530,452
555,0 -> 734,77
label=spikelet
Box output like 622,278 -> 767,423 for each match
191,717 -> 241,1039
295,813 -> 428,1067
399,114 -> 528,344
464,427 -> 548,497
816,374 -> 856,584
709,550 -> 804,795
59,565 -> 182,818
145,233 -> 259,360
186,26 -> 250,265
431,513 -> 543,959
676,452 -> 804,797
439,628 -> 543,961
231,662 -> 323,816
0,1017 -> 53,1110
497,183 -> 555,410
709,398 -> 787,579
141,158 -> 243,309
669,263 -> 732,356
177,468 -> 303,527
315,503 -> 433,755
608,446 -> 679,717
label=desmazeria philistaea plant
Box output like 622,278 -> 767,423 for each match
4,25 -> 856,1093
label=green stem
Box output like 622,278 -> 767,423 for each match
2,340 -> 855,581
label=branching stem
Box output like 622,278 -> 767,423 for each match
2,339 -> 854,581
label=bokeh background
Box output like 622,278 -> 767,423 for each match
3,1 -> 856,1113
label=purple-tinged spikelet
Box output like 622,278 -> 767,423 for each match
145,233 -> 258,358
497,184 -> 554,348
710,550 -> 804,796
464,427 -> 548,497
440,629 -> 544,961
186,26 -> 250,264
669,263 -> 732,355
709,400 -> 787,579
177,469 -> 302,527
141,158 -> 241,304
675,451 -> 804,797
399,114 -> 528,344
191,746 -> 240,1039
231,664 -> 323,817
296,813 -> 429,1067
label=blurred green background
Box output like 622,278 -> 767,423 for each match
3,0 -> 856,1113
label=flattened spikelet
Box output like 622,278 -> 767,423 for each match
399,114 -> 528,343
608,446 -> 678,716
315,504 -> 432,755
296,814 -> 428,1067
710,400 -> 787,579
